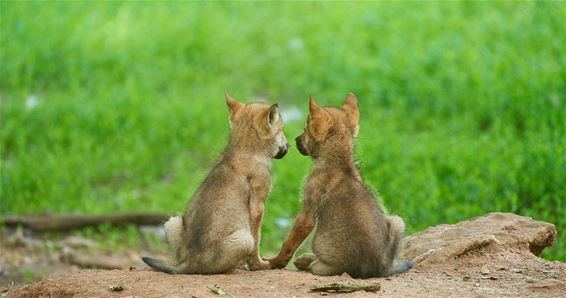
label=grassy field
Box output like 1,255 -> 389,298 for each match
1,2 -> 565,261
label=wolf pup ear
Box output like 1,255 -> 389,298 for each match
225,93 -> 243,116
309,95 -> 320,117
342,93 -> 359,136
309,96 -> 331,121
308,96 -> 332,140
266,103 -> 280,128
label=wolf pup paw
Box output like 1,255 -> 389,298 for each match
248,259 -> 270,271
267,256 -> 289,269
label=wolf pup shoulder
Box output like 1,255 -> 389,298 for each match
143,94 -> 289,274
269,93 -> 411,278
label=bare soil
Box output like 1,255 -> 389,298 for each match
2,213 -> 565,297
5,254 -> 565,297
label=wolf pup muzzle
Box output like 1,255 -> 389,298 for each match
274,143 -> 290,159
295,136 -> 308,156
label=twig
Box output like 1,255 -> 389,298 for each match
207,284 -> 226,295
310,281 -> 381,293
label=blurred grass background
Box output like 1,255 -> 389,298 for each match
1,1 -> 564,261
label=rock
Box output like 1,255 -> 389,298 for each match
481,265 -> 490,275
61,249 -> 131,269
63,236 -> 97,249
402,212 -> 556,265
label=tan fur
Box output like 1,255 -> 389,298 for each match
269,93 -> 411,278
143,94 -> 289,274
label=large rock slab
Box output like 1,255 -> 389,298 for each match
403,212 -> 557,265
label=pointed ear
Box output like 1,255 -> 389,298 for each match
309,95 -> 330,120
266,103 -> 280,128
342,92 -> 359,131
225,92 -> 243,115
309,95 -> 320,116
308,96 -> 332,140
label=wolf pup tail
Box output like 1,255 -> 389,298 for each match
142,256 -> 178,274
387,260 -> 413,276
384,215 -> 412,276
142,216 -> 185,274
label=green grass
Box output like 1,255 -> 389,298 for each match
1,1 -> 564,261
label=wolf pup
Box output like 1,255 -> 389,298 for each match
268,93 -> 411,278
142,94 -> 289,274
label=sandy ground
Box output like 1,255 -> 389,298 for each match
5,252 -> 565,297
3,213 -> 565,297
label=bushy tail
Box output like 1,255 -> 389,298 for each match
385,215 -> 412,276
142,216 -> 185,275
387,260 -> 413,276
142,256 -> 178,274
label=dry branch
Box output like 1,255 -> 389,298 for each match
310,281 -> 381,293
207,284 -> 227,295
1,213 -> 170,231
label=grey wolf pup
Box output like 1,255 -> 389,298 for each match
269,94 -> 411,278
143,94 -> 289,274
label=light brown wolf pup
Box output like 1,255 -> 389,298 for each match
142,94 -> 289,274
268,93 -> 412,278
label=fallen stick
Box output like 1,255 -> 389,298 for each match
207,284 -> 226,295
310,281 -> 381,293
1,213 -> 170,231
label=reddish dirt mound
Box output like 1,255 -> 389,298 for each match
6,213 -> 565,297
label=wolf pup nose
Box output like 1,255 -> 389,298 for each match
274,142 -> 289,159
295,136 -> 308,156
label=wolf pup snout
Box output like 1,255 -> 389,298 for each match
295,135 -> 308,156
274,142 -> 289,159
